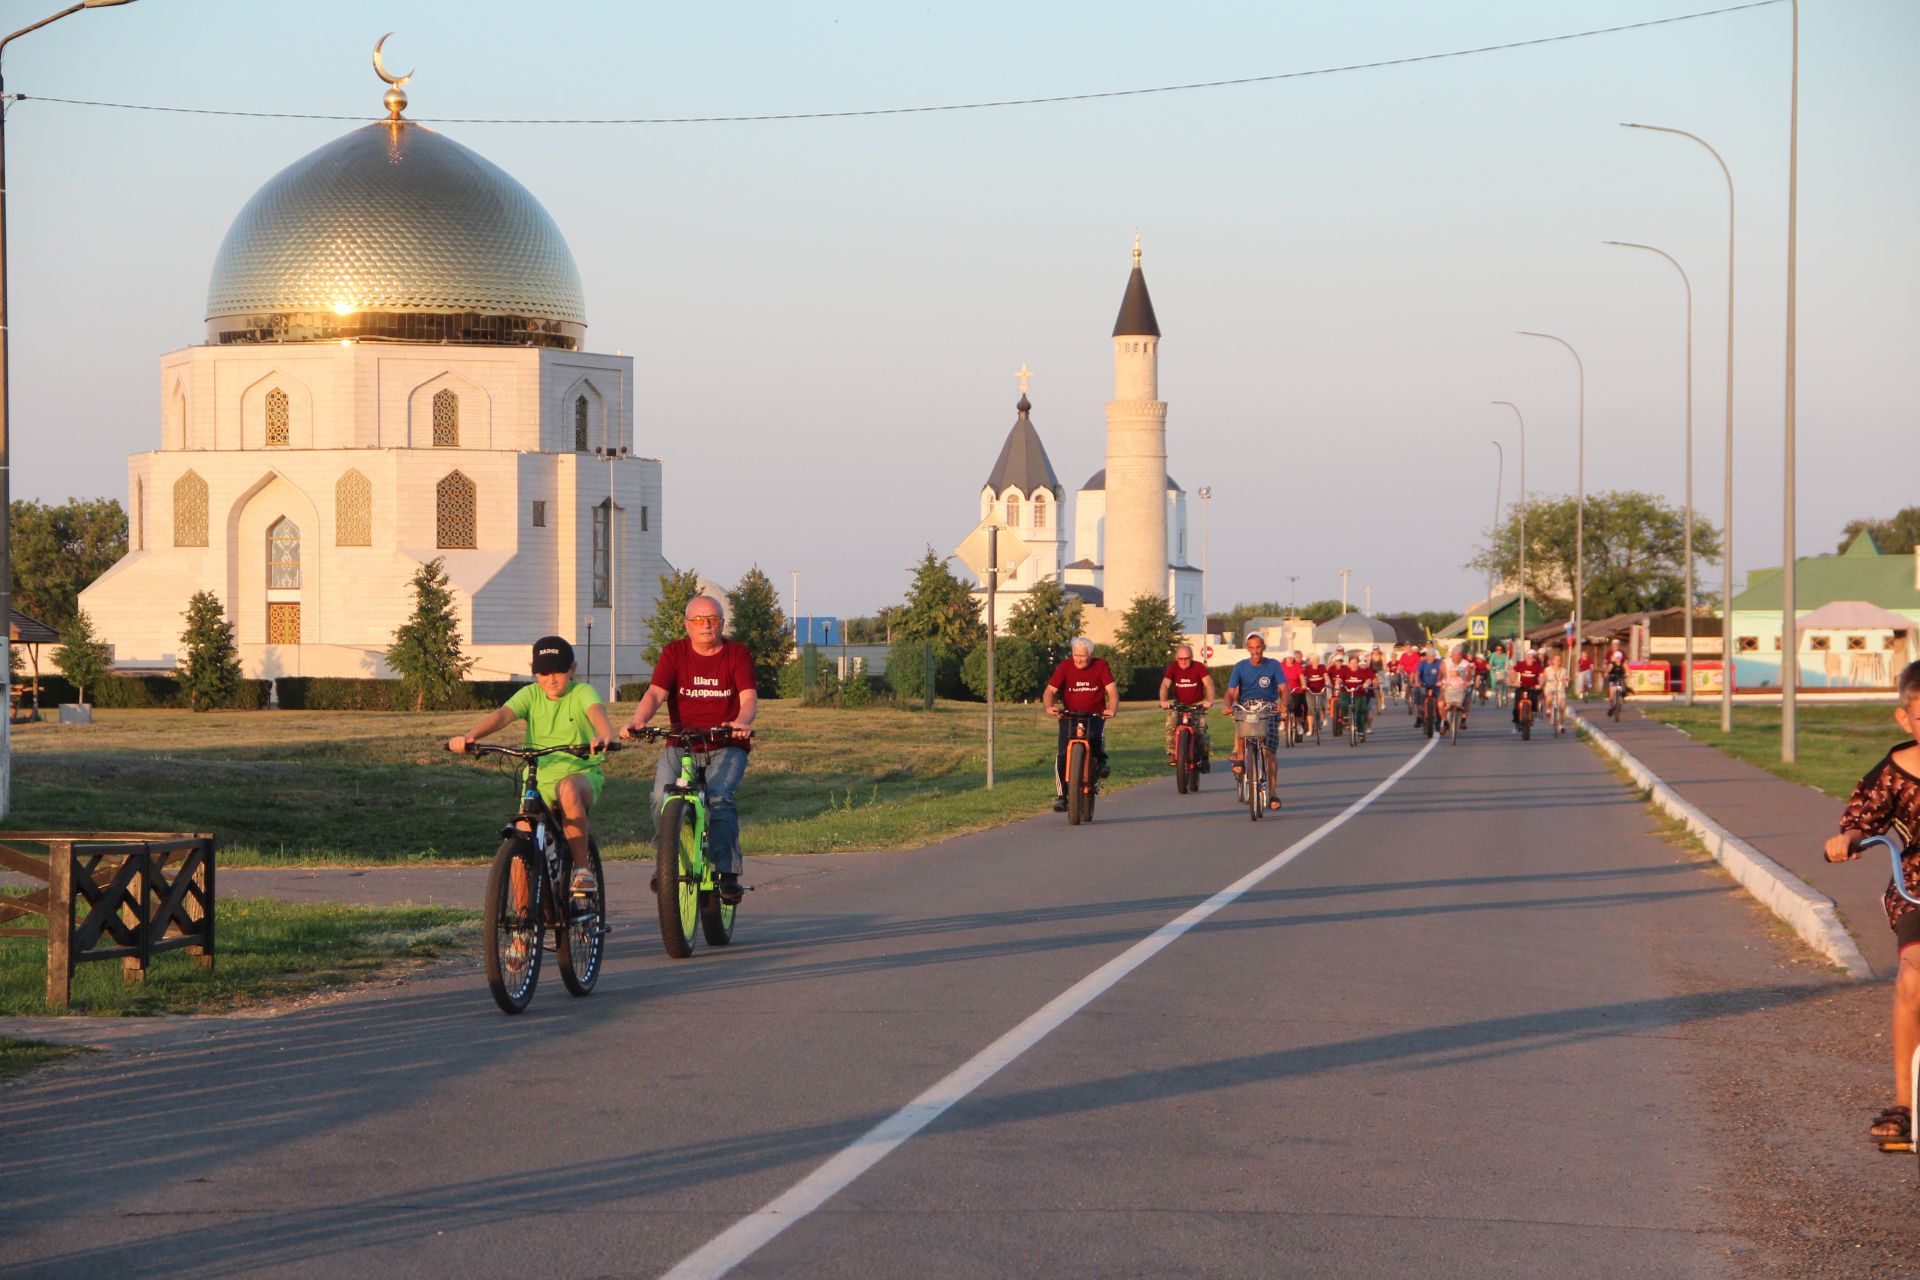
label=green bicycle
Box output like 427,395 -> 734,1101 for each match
626,724 -> 749,958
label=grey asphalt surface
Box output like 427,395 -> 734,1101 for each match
0,706 -> 1899,1277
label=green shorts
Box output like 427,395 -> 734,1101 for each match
536,762 -> 604,810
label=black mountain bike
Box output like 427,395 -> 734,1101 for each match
450,741 -> 621,1015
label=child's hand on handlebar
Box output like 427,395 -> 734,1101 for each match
1826,831 -> 1863,863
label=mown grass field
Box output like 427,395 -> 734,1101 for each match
6,700 -> 1175,865
0,896 -> 478,1015
1642,702 -> 1911,800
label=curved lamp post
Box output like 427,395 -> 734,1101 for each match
1516,332 -> 1584,670
1488,440 -> 1504,605
1491,401 -> 1527,648
1605,239 -> 1696,705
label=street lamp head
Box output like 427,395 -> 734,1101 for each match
82,1 -> 138,7
1198,486 -> 1212,500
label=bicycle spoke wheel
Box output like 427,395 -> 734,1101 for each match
558,837 -> 605,996
655,797 -> 701,958
1174,732 -> 1191,795
1065,743 -> 1085,826
483,838 -> 542,1014
1247,752 -> 1261,822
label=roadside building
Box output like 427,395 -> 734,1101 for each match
1725,532 -> 1920,687
1435,591 -> 1557,648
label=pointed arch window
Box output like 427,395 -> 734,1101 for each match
336,469 -> 372,546
268,518 -> 302,589
265,388 -> 290,447
1033,492 -> 1048,529
592,499 -> 612,606
173,471 -> 208,547
432,388 -> 460,447
1006,495 -> 1021,527
574,395 -> 589,451
436,471 -> 476,549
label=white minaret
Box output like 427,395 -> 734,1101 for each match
1101,235 -> 1168,616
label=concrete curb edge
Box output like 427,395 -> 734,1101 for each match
1575,711 -> 1874,980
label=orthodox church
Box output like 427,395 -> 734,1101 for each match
971,244 -> 1202,639
79,62 -> 667,682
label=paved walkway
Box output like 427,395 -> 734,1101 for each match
1590,708 -> 1900,978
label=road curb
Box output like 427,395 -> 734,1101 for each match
1575,711 -> 1874,980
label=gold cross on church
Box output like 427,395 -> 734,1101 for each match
1015,363 -> 1033,394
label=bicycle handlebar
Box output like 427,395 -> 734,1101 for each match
448,741 -> 624,760
1849,834 -> 1920,907
620,724 -> 753,748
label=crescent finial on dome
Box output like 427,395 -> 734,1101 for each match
374,33 -> 412,120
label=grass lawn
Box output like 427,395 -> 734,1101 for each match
0,1036 -> 91,1081
5,700 -> 1175,865
1642,702 -> 1911,800
0,897 -> 477,1015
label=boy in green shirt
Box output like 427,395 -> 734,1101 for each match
449,636 -> 614,896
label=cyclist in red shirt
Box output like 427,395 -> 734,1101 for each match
1301,653 -> 1329,734
1510,648 -> 1546,729
1044,637 -> 1118,812
1158,643 -> 1215,771
1336,654 -> 1376,740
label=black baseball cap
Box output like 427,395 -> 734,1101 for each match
531,636 -> 575,674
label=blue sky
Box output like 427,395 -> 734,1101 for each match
5,0 -> 1914,618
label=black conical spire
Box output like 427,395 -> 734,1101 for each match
983,385 -> 1060,496
1112,235 -> 1160,337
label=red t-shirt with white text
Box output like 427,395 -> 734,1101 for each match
1303,663 -> 1328,692
650,638 -> 756,739
1512,659 -> 1545,689
1163,661 -> 1209,705
1049,658 -> 1115,714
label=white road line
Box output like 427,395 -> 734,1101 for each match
662,733 -> 1440,1280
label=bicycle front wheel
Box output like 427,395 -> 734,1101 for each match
655,797 -> 702,959
700,877 -> 737,946
558,837 -> 605,996
484,838 -> 543,1014
1247,750 -> 1261,822
1066,742 -> 1086,826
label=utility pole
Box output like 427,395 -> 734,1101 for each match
985,526 -> 997,790
1286,575 -> 1299,613
1781,0 -> 1800,762
1339,569 -> 1353,616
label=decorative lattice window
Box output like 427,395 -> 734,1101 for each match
592,500 -> 611,606
1006,495 -> 1020,526
1033,493 -> 1047,529
173,471 -> 208,547
335,469 -> 371,546
531,500 -> 546,528
575,395 -> 589,451
268,518 -> 301,588
268,602 -> 301,645
432,388 -> 459,447
265,388 -> 290,447
436,471 -> 476,549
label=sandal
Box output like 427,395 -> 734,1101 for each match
570,867 -> 599,897
1871,1105 -> 1912,1149
1267,798 -> 1282,812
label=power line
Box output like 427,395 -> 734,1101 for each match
11,1 -> 1783,127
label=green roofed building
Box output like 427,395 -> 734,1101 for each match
1727,531 -> 1920,688
1434,591 -> 1559,647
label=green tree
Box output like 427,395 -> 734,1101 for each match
840,610 -> 895,645
839,657 -> 873,707
886,637 -> 966,703
178,591 -> 243,713
1836,507 -> 1920,555
961,636 -> 1042,703
1114,593 -> 1183,672
1004,576 -> 1084,672
52,606 -> 112,704
644,566 -> 705,664
1467,490 -> 1722,619
893,548 -> 987,650
10,497 -> 127,631
726,566 -> 791,696
385,558 -> 475,711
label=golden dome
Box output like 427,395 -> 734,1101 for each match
205,120 -> 586,348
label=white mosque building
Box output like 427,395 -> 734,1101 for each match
80,66 -> 667,682
971,244 -> 1202,639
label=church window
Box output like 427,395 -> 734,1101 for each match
1179,528 -> 1187,559
268,518 -> 301,589
432,388 -> 459,447
1033,493 -> 1048,529
575,395 -> 589,451
132,479 -> 143,551
173,471 -> 208,547
1006,495 -> 1020,526
265,388 -> 290,447
531,500 -> 546,528
641,505 -> 649,533
436,471 -> 477,549
591,500 -> 611,606
335,469 -> 372,546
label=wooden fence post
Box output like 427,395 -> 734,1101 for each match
45,840 -> 72,1010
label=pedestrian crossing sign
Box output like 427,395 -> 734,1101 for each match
1467,616 -> 1490,640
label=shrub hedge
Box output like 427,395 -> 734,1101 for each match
274,677 -> 526,711
33,673 -> 271,710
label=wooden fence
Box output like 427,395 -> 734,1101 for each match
0,833 -> 215,1009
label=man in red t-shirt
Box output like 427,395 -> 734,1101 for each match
1044,638 -> 1118,811
1158,644 -> 1214,770
623,595 -> 757,901
1510,648 -> 1546,729
1337,655 -> 1377,739
1578,650 -> 1594,697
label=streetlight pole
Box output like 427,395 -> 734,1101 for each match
789,571 -> 801,641
1286,575 -> 1299,613
1605,240 -> 1696,705
0,0 -> 139,817
1197,486 -> 1211,638
1492,402 -> 1528,652
1489,440 -> 1504,603
596,444 -> 628,701
1781,0 -> 1800,763
1517,332 -> 1585,678
1339,569 -> 1352,616
1622,122 -> 1738,733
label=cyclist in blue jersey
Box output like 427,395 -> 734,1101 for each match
1414,646 -> 1445,731
1225,632 -> 1289,810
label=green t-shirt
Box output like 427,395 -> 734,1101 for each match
1489,651 -> 1509,672
505,681 -> 605,792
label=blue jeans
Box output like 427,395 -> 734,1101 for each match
653,745 -> 749,875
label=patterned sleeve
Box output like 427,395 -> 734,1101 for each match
1839,756 -> 1896,836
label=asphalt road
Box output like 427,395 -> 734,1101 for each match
0,707 -> 1897,1277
